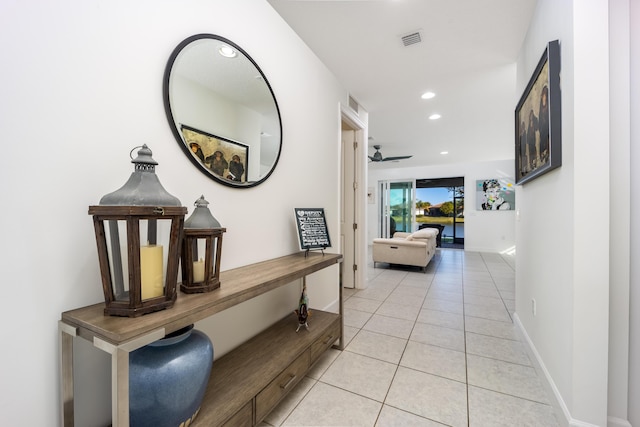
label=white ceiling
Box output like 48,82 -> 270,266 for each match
267,0 -> 537,169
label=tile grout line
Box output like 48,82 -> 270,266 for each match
279,250 -> 561,426
359,266 -> 408,426
479,252 -> 515,324
373,253 -> 438,426
460,252 -> 471,427
276,250 -> 519,426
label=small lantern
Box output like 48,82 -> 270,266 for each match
180,196 -> 226,294
89,145 -> 187,317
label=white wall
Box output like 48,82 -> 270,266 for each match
514,0 -> 576,421
628,0 -> 640,425
0,1 -> 346,425
607,1 -> 632,425
367,159 -> 516,253
515,1 -> 633,426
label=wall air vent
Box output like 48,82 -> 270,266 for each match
401,31 -> 422,47
348,95 -> 359,114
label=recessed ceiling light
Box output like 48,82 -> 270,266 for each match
429,114 -> 441,120
440,151 -> 449,155
421,91 -> 436,99
219,45 -> 237,58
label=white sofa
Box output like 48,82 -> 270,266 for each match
372,228 -> 439,272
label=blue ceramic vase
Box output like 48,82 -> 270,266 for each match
129,325 -> 213,427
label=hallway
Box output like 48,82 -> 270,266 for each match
259,249 -> 559,426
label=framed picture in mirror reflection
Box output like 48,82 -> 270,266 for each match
181,125 -> 248,183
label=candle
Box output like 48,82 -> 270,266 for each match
193,258 -> 205,283
140,245 -> 164,299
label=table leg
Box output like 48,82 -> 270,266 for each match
59,321 -> 77,427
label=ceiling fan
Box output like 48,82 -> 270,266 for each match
368,145 -> 413,162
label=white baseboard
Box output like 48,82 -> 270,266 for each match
460,246 -> 512,253
513,313 -> 604,427
513,314 -> 632,427
323,299 -> 339,313
607,416 -> 632,427
569,421 -> 604,427
513,313 -> 572,426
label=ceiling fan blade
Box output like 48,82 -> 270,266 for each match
369,145 -> 411,163
382,155 -> 413,161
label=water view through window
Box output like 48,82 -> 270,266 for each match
415,177 -> 464,246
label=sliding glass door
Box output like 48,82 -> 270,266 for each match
415,177 -> 464,248
379,180 -> 415,237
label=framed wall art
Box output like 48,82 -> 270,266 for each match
515,39 -> 562,185
180,125 -> 249,183
476,178 -> 515,211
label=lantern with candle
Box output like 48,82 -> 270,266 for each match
89,145 -> 187,317
180,195 -> 226,293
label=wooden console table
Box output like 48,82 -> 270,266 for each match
59,252 -> 343,426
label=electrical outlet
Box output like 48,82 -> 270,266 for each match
532,298 -> 537,316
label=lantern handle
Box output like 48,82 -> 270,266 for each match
130,145 -> 144,160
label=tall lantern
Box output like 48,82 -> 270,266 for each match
180,196 -> 226,294
89,145 -> 187,317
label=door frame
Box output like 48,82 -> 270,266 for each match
341,105 -> 367,289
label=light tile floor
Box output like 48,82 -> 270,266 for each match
259,249 -> 560,426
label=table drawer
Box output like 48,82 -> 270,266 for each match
222,401 -> 253,427
255,349 -> 310,422
310,318 -> 340,363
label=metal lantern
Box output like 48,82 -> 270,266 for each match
180,196 -> 226,294
88,145 -> 187,317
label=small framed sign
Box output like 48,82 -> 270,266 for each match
294,208 -> 331,251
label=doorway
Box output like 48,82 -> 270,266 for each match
416,177 -> 464,249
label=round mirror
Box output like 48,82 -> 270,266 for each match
163,34 -> 282,188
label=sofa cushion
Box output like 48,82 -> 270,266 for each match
406,228 -> 438,240
391,232 -> 411,239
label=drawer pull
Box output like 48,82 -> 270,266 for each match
280,374 -> 297,390
322,335 -> 335,345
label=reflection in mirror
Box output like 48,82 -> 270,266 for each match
163,34 -> 282,188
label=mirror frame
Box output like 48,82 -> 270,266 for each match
163,34 -> 282,188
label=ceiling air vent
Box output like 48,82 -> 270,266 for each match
401,31 -> 422,47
